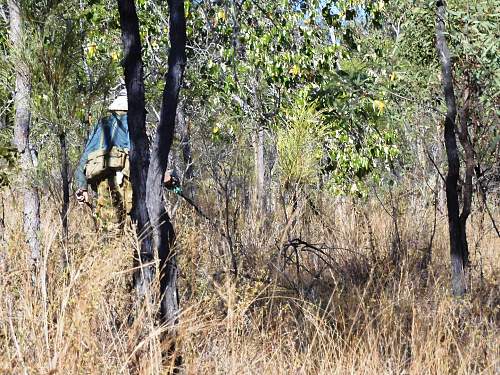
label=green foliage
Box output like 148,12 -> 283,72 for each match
387,0 -> 500,186
183,0 -> 403,196
1,0 -> 496,202
312,54 -> 400,194
0,9 -> 10,113
0,0 -> 124,191
210,113 -> 240,144
398,6 -> 436,67
276,95 -> 326,186
0,144 -> 17,187
447,0 -> 500,183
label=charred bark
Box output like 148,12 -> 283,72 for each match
8,0 -> 41,272
117,0 -> 153,299
0,196 -> 5,271
59,132 -> 69,244
435,0 -> 467,296
118,0 -> 187,334
457,83 -> 472,269
146,0 -> 186,324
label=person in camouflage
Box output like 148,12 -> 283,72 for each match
74,89 -> 132,233
75,89 -> 183,233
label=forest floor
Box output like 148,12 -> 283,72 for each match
0,192 -> 498,374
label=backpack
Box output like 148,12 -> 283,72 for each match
84,114 -> 130,183
85,146 -> 129,182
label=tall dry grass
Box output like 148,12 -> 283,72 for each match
0,189 -> 498,374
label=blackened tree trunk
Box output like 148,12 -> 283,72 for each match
59,131 -> 69,243
435,0 -> 467,296
8,0 -> 41,272
146,0 -> 186,324
117,0 -> 186,325
116,0 -> 154,299
457,83 -> 472,270
0,196 -> 5,271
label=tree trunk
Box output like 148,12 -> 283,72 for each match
457,82 -> 472,269
117,0 -> 154,300
177,100 -> 195,199
8,0 -> 41,272
79,0 -> 94,93
59,132 -> 69,243
389,190 -> 403,269
254,126 -> 266,213
0,195 -> 6,272
435,0 -> 467,296
117,0 -> 186,326
146,0 -> 186,324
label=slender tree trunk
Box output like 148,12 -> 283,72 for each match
59,132 -> 69,243
8,0 -> 41,272
457,83 -> 473,269
389,192 -> 403,269
435,0 -> 467,296
0,195 -> 6,272
146,0 -> 186,324
177,100 -> 195,199
418,173 -> 439,285
254,126 -> 266,213
117,0 -> 154,300
79,0 -> 93,93
475,164 -> 500,238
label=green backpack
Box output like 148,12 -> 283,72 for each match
85,146 -> 129,182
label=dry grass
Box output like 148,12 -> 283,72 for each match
0,190 -> 498,374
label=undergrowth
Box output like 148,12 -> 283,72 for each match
0,191 -> 498,374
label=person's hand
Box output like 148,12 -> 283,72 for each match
164,170 -> 173,185
164,170 -> 180,190
75,189 -> 89,204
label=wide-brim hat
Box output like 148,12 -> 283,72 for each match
108,89 -> 128,111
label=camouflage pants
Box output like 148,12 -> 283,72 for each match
93,172 -> 132,233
